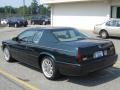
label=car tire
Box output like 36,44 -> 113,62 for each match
7,24 -> 10,27
100,30 -> 108,39
32,22 -> 35,25
24,25 -> 27,27
43,21 -> 46,25
41,57 -> 60,80
3,47 -> 14,62
14,24 -> 18,28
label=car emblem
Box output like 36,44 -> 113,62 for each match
98,45 -> 102,48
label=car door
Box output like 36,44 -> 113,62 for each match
9,18 -> 15,26
22,30 -> 44,67
106,20 -> 120,36
115,20 -> 120,36
11,30 -> 37,63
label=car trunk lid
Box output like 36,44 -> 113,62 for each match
63,38 -> 115,62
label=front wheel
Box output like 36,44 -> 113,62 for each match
3,47 -> 13,62
100,30 -> 108,39
41,57 -> 60,80
14,24 -> 18,28
7,24 -> 10,27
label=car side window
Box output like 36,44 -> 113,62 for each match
116,21 -> 120,27
40,31 -> 58,42
18,30 -> 36,42
33,31 -> 43,44
106,20 -> 117,27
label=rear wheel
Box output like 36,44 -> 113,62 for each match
43,21 -> 46,25
14,24 -> 18,28
32,22 -> 35,25
24,24 -> 27,27
99,30 -> 108,39
3,47 -> 13,62
41,57 -> 60,80
7,24 -> 10,27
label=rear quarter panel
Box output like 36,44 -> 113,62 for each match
38,42 -> 78,64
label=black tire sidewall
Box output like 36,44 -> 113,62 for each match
24,24 -> 27,27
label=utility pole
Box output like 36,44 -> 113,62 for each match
23,0 -> 25,17
9,7 -> 12,16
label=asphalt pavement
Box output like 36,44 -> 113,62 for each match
0,74 -> 24,90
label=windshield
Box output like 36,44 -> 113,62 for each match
52,29 -> 88,42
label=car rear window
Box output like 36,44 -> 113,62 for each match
52,29 -> 88,42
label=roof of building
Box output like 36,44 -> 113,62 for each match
41,0 -> 105,4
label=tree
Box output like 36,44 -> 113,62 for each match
39,5 -> 51,16
0,0 -> 51,19
4,6 -> 16,16
31,0 -> 38,15
0,7 -> 5,13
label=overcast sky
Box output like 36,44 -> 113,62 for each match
0,0 -> 40,7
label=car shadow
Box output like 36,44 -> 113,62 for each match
108,37 -> 120,40
17,62 -> 42,72
96,36 -> 120,40
60,67 -> 120,87
17,61 -> 120,87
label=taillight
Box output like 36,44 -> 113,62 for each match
77,48 -> 81,64
110,46 -> 115,55
110,43 -> 116,55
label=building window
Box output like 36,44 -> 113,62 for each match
111,6 -> 120,18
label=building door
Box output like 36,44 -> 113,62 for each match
111,6 -> 120,18
117,7 -> 120,18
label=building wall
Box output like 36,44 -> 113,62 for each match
111,0 -> 120,6
51,1 -> 110,30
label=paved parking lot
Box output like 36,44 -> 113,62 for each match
0,26 -> 120,90
0,74 -> 24,90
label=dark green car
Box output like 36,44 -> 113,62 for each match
1,27 -> 118,80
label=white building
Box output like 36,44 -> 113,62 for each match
41,0 -> 120,30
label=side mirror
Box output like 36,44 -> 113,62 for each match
12,37 -> 19,41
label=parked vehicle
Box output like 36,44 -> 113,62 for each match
31,16 -> 50,25
7,17 -> 28,27
0,18 -> 8,25
1,27 -> 118,80
94,19 -> 120,38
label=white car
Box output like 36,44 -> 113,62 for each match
0,18 -> 8,25
94,19 -> 120,38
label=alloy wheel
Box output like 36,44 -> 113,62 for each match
42,58 -> 54,78
4,48 -> 10,62
15,24 -> 18,28
100,31 -> 108,39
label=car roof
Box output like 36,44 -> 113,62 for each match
28,27 -> 75,31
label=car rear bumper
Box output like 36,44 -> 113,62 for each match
57,54 -> 118,76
